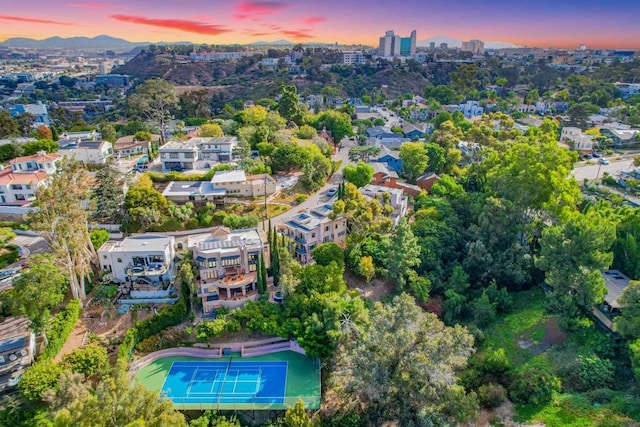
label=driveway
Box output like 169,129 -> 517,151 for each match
571,157 -> 634,181
267,137 -> 355,229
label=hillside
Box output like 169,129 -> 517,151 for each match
115,51 -> 433,100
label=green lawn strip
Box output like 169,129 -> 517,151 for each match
515,393 -> 636,427
134,350 -> 321,408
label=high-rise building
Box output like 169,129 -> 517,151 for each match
461,39 -> 485,55
378,30 -> 416,57
429,42 -> 436,50
440,42 -> 448,49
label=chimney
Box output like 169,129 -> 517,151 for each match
36,150 -> 46,156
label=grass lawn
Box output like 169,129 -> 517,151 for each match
479,288 -> 640,426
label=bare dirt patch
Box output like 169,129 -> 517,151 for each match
344,268 -> 394,302
521,317 -> 567,355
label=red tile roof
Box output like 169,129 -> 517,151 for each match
10,152 -> 62,165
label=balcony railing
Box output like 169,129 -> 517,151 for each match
294,236 -> 306,245
126,264 -> 168,277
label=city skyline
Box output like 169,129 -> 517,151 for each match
1,0 -> 639,49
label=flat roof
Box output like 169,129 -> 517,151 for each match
188,228 -> 263,253
211,170 -> 246,184
162,181 -> 226,197
603,269 -> 630,309
100,234 -> 173,253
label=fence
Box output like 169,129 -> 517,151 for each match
165,395 -> 321,411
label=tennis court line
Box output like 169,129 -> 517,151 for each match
159,360 -> 178,397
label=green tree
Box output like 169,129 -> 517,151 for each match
0,110 -> 18,137
198,123 -> 223,138
536,211 -> 615,320
240,105 -> 268,126
97,123 -> 116,143
424,142 -> 446,173
284,399 -> 313,427
343,161 -> 374,188
134,131 -> 153,142
128,79 -> 179,145
312,242 -> 344,267
278,85 -> 304,125
359,256 -> 375,284
179,89 -> 212,119
19,359 -> 64,401
399,142 -> 428,182
424,85 -> 457,105
22,139 -> 58,155
296,124 -> 317,139
509,367 -> 561,406
331,293 -> 475,426
386,218 -> 421,289
92,159 -> 125,223
89,229 -> 110,252
61,344 -> 110,379
10,254 -> 67,339
189,411 -> 240,427
52,366 -> 186,426
615,280 -> 640,339
28,159 -> 97,300
312,110 -> 353,146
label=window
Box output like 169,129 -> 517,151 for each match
248,253 -> 258,264
222,257 -> 241,267
184,152 -> 194,159
169,153 -> 179,159
25,185 -> 31,190
14,194 -> 25,201
207,259 -> 217,268
10,184 -> 22,190
117,258 -> 122,263
249,264 -> 257,272
311,233 -> 316,238
38,163 -> 44,169
335,224 -> 339,229
103,255 -> 107,259
325,226 -> 329,231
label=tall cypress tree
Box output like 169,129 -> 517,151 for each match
258,252 -> 268,294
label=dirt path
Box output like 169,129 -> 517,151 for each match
54,317 -> 88,362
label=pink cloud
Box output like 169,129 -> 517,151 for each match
0,14 -> 72,25
281,29 -> 314,39
301,16 -> 326,25
235,1 -> 289,20
68,2 -> 107,9
109,15 -> 232,36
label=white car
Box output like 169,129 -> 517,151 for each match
599,158 -> 610,165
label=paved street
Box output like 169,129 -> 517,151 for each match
267,137 -> 355,229
571,157 -> 635,181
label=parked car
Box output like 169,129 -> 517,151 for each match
326,187 -> 338,197
599,158 -> 610,165
583,154 -> 593,160
592,152 -> 600,158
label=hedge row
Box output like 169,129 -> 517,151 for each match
117,278 -> 191,363
40,299 -> 82,360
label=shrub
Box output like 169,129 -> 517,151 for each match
213,210 -> 228,224
294,194 -> 307,204
478,383 -> 507,408
578,354 -> 614,391
196,318 -> 228,342
61,344 -> 109,378
587,387 -> 616,404
41,300 -> 82,360
18,359 -> 63,401
509,367 -> 561,406
0,245 -> 19,268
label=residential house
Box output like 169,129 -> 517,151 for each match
614,82 -> 640,99
193,137 -> 238,165
458,141 -> 481,163
59,130 -> 100,141
600,128 -> 639,146
516,104 -> 538,114
9,102 -> 50,127
162,170 -> 276,203
370,162 -> 421,197
402,124 -> 426,140
97,235 -> 176,294
561,127 -> 594,152
416,172 -> 440,192
210,170 -> 276,197
58,140 -> 113,165
0,317 -> 37,391
0,151 -> 62,205
281,204 -> 347,264
458,101 -> 484,119
366,126 -> 388,138
592,270 -> 632,332
114,135 -> 158,158
188,227 -> 269,311
371,146 -> 403,173
359,184 -> 408,227
159,140 -> 199,171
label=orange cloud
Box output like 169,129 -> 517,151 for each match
281,29 -> 314,39
109,15 -> 231,36
0,15 -> 71,25
68,2 -> 107,9
301,16 -> 326,25
235,1 -> 289,20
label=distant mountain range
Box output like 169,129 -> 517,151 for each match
417,35 -> 518,49
250,40 -> 294,46
0,35 -> 192,50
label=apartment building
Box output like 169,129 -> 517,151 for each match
210,170 -> 276,197
188,227 -> 269,312
461,40 -> 486,55
281,204 -> 347,264
343,51 -> 366,65
159,140 -> 199,171
0,151 -> 62,205
97,234 -> 176,288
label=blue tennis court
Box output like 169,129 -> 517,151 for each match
161,360 -> 287,405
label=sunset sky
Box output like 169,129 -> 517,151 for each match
0,0 -> 639,49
